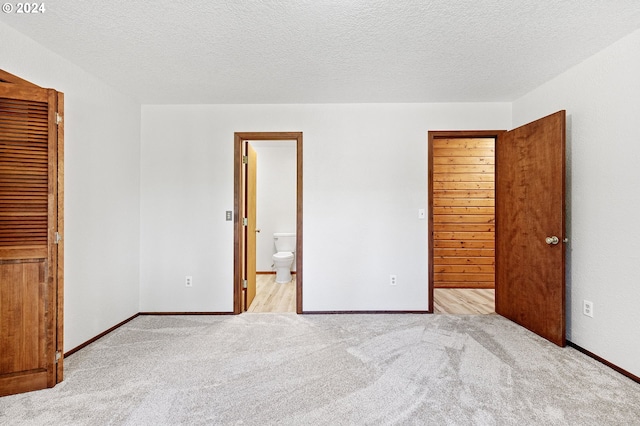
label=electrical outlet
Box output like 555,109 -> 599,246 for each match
583,300 -> 593,318
390,274 -> 397,286
185,276 -> 193,287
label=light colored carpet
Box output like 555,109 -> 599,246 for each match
1,314 -> 639,425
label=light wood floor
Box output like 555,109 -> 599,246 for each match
434,288 -> 495,314
246,274 -> 296,313
247,276 -> 494,315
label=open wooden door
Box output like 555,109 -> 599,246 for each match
0,70 -> 64,396
495,110 -> 566,346
244,143 -> 257,310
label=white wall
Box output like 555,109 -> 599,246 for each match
513,29 -> 640,377
0,22 -> 142,351
252,142 -> 297,272
140,103 -> 511,312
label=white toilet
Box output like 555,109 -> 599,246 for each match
272,233 -> 295,283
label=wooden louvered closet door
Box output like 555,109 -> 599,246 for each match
431,137 -> 495,289
0,73 -> 63,397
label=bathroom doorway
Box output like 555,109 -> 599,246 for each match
248,140 -> 297,312
233,132 -> 303,314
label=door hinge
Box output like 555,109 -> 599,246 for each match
55,351 -> 62,363
242,279 -> 248,289
56,113 -> 63,125
242,155 -> 248,164
55,232 -> 62,244
243,218 -> 248,226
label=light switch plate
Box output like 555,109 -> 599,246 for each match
418,209 -> 426,219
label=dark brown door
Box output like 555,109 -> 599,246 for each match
0,72 -> 64,396
495,110 -> 566,346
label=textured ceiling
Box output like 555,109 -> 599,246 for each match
2,1 -> 640,104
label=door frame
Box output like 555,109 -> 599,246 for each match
428,130 -> 504,313
233,132 -> 303,314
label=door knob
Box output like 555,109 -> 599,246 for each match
545,236 -> 559,245
255,228 -> 261,233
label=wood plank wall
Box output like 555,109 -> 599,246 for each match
432,138 -> 495,288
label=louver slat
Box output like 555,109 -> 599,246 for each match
0,97 -> 48,247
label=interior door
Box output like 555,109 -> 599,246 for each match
244,143 -> 257,310
495,110 -> 566,346
0,73 -> 63,396
234,132 -> 303,315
